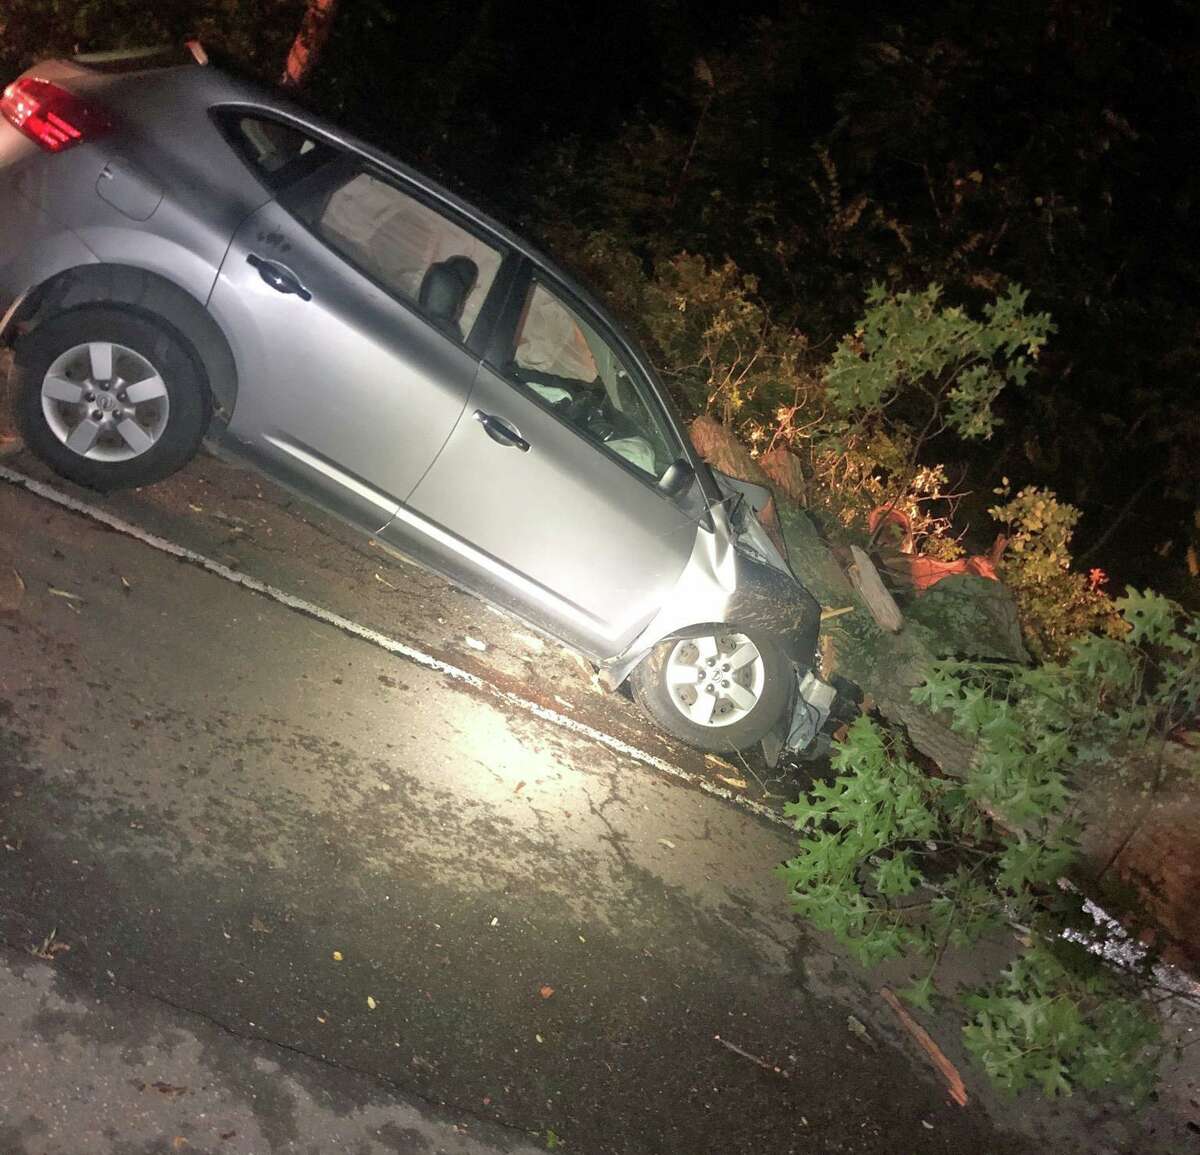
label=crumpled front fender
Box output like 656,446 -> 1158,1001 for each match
598,508 -> 822,688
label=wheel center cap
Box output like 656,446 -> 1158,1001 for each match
95,393 -> 116,412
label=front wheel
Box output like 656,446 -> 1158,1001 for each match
629,627 -> 792,753
14,306 -> 211,490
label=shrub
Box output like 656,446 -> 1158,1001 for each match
990,485 -> 1122,660
781,589 -> 1200,1100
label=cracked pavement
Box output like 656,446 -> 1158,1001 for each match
0,428 -> 1194,1153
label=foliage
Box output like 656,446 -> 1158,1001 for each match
0,0 -> 304,83
539,238 -> 1007,560
962,941 -> 1162,1101
818,283 -> 1053,542
510,5 -> 1200,595
824,283 -> 1053,442
915,588 -> 1200,791
990,485 -> 1122,660
640,253 -> 810,426
782,589 -> 1200,1100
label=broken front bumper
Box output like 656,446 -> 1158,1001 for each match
769,667 -> 838,766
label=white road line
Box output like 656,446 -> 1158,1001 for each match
0,465 -> 788,827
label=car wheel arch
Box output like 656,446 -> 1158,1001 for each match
4,263 -> 238,424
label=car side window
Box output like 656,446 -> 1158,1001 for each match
290,167 -> 503,343
506,281 -> 676,480
216,112 -> 334,190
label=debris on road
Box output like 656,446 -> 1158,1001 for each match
657,838 -> 676,850
0,566 -> 24,612
29,927 -> 70,960
539,985 -> 555,999
212,511 -> 249,532
713,1034 -> 791,1077
47,586 -> 83,602
374,572 -> 398,590
332,950 -> 343,962
846,1014 -> 872,1045
464,636 -> 488,651
880,986 -> 969,1107
120,575 -> 132,593
367,995 -> 377,1010
145,1080 -> 188,1098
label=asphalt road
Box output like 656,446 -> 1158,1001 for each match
0,437 -> 1191,1154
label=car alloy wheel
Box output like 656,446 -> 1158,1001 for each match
663,631 -> 766,728
40,340 -> 171,462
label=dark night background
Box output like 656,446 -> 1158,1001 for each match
3,0 -> 1198,597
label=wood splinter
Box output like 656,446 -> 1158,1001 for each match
880,986 -> 968,1106
714,1034 -> 791,1078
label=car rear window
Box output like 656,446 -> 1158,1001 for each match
214,110 -> 335,190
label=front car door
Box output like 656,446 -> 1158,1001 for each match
388,268 -> 704,658
207,114 -> 509,529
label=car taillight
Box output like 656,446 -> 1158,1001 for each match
0,77 -> 113,152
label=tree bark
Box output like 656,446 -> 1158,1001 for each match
281,0 -> 339,89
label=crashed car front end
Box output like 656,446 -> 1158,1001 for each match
600,470 -> 837,763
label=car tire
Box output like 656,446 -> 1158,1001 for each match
14,306 -> 211,491
629,626 -> 793,753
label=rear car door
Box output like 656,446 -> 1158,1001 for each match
207,115 -> 508,530
390,269 -> 702,658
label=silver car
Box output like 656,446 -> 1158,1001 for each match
0,45 -> 833,757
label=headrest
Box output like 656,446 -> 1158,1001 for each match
418,256 -> 479,337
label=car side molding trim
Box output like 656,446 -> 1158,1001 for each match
261,433 -> 398,514
384,502 -> 614,637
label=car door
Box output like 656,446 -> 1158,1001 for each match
387,268 -> 703,658
207,122 -> 509,531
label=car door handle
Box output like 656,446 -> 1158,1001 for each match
474,410 -> 530,452
246,253 -> 312,301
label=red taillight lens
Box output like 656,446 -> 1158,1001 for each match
0,77 -> 113,153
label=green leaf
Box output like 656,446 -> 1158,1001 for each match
899,974 -> 937,1013
872,852 -> 922,897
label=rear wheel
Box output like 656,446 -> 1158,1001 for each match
14,306 -> 210,490
630,627 -> 792,753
